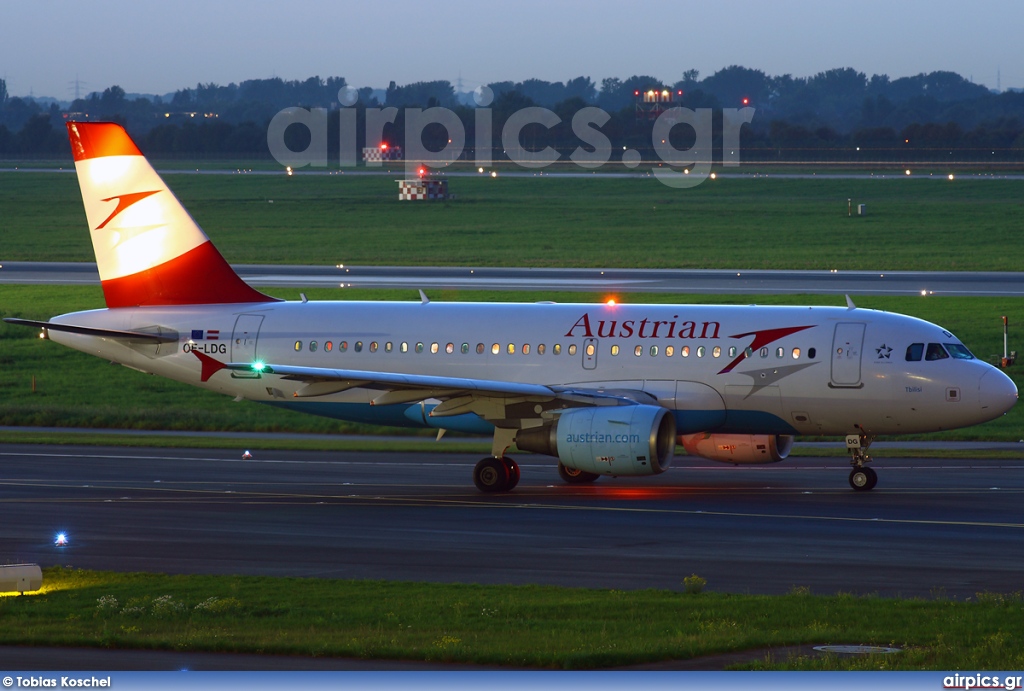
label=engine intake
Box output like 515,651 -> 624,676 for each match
679,433 -> 794,464
517,404 -> 676,476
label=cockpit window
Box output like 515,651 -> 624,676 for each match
906,343 -> 923,361
944,343 -> 975,360
925,343 -> 949,361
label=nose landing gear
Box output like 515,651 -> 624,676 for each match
846,433 -> 877,491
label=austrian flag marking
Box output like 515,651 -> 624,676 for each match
190,329 -> 220,340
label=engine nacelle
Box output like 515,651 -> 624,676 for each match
679,433 -> 794,464
516,405 -> 676,476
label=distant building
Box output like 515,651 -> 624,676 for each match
634,87 -> 682,120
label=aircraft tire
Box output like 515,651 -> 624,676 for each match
474,457 -> 511,493
501,457 -> 520,490
558,462 -> 600,484
849,467 -> 877,491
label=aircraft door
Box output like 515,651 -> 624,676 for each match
231,314 -> 264,378
583,338 -> 598,369
831,322 -> 865,387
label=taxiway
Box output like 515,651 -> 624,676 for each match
3,444 -> 1022,599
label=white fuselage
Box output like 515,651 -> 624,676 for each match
49,300 -> 1017,437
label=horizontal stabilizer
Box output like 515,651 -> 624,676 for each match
3,318 -> 178,343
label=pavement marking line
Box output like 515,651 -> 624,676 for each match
12,478 -> 1022,531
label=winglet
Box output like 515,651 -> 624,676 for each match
419,290 -> 430,304
845,294 -> 856,310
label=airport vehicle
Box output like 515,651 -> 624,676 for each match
5,123 -> 1018,492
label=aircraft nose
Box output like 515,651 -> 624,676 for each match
979,368 -> 1018,416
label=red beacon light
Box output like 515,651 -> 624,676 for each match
380,142 -> 388,150
741,97 -> 750,106
417,167 -> 426,177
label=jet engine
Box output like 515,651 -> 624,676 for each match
679,433 -> 794,464
516,405 -> 676,476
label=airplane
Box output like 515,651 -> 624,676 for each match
5,122 -> 1018,493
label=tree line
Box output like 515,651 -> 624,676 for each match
1,69 -> 1023,160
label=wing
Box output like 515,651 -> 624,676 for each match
226,361 -> 652,420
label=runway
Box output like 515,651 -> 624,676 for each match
4,261 -> 1024,296
3,443 -> 1023,599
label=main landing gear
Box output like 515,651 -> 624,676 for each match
473,456 -> 520,493
473,427 -> 520,493
558,462 -> 599,484
846,433 -> 877,491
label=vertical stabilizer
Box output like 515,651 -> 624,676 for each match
67,122 -> 277,307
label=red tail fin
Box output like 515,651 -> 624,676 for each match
67,122 -> 278,308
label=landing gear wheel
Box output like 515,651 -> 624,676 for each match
849,467 -> 878,492
558,462 -> 600,484
501,457 -> 520,491
474,457 -> 510,493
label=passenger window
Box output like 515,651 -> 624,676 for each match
507,343 -> 515,354
554,344 -> 561,355
369,341 -> 378,353
568,344 -> 577,356
681,346 -> 689,357
728,346 -> 736,357
634,345 -> 643,357
491,343 -> 500,354
340,341 -> 348,352
325,341 -> 333,352
354,341 -> 363,352
523,344 -> 531,355
792,347 -> 800,359
415,342 -> 424,353
309,341 -> 318,352
906,343 -> 924,361
461,343 -> 469,354
430,342 -> 439,354
665,346 -> 674,357
476,343 -> 485,354
385,342 -> 393,353
697,346 -> 705,358
294,341 -> 302,352
400,342 -> 408,353
808,347 -> 816,359
611,344 -> 620,356
446,343 -> 454,354
744,347 -> 753,357
926,343 -> 949,361
760,347 -> 768,358
776,347 -> 784,358
585,343 -> 594,356
713,346 -> 721,358
650,345 -> 658,356
538,344 -> 546,355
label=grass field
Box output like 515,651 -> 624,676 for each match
2,170 -> 1023,270
0,286 -> 1020,440
2,568 -> 1021,670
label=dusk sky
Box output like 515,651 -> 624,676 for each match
2,0 -> 1021,99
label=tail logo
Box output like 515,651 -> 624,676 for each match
96,190 -> 161,230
